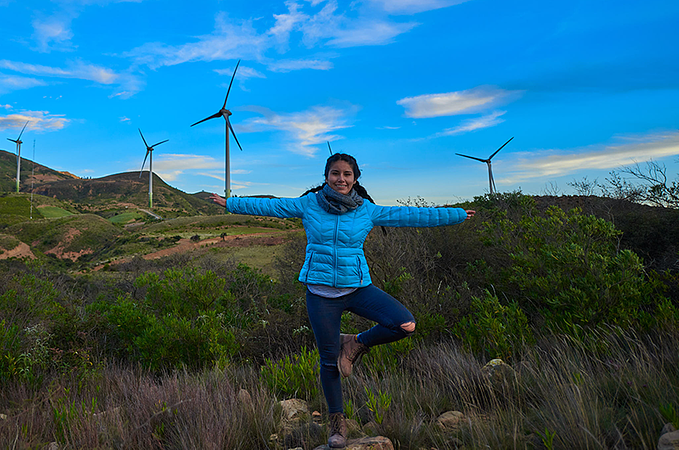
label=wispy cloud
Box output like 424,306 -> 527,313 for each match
397,86 -> 523,118
267,58 -> 334,72
242,105 -> 356,156
214,65 -> 266,80
125,13 -> 269,68
0,59 -> 142,97
0,111 -> 70,132
0,59 -> 116,84
0,74 -> 47,94
31,13 -> 75,52
366,0 -> 472,14
500,131 -> 679,183
435,111 -> 506,137
126,2 -> 421,71
151,154 -> 223,181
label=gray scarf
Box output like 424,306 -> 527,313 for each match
317,183 -> 363,214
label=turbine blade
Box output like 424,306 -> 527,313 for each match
17,121 -> 28,140
489,136 -> 514,160
191,112 -> 222,127
150,139 -> 169,148
226,118 -> 243,151
139,150 -> 150,177
8,138 -> 18,143
327,141 -> 333,155
455,153 -> 487,163
138,128 -> 149,148
223,59 -> 241,108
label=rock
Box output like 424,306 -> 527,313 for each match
363,420 -> 378,434
47,443 -> 59,450
312,410 -> 322,423
283,422 -> 323,449
658,429 -> 679,450
481,358 -> 516,389
436,411 -> 465,431
346,418 -> 364,436
661,423 -> 677,436
313,435 -> 394,449
280,398 -> 309,422
237,388 -> 252,406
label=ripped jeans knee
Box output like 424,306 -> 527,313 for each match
400,321 -> 416,337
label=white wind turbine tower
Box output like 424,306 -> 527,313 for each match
456,137 -> 514,194
191,60 -> 243,199
7,121 -> 29,193
138,129 -> 168,209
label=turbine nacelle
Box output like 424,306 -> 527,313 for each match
455,137 -> 514,194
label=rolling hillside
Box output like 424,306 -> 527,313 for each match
0,149 -> 77,193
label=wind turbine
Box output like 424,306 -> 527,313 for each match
456,137 -> 514,194
191,59 -> 243,199
138,128 -> 168,209
7,121 -> 29,193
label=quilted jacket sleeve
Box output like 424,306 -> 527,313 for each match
226,196 -> 306,219
367,201 -> 467,227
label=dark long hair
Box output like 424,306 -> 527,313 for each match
301,153 -> 375,203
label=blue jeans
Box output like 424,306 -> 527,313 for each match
306,284 -> 415,413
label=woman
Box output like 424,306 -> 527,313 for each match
211,153 -> 474,448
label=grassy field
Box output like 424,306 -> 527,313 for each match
108,211 -> 144,224
38,206 -> 73,218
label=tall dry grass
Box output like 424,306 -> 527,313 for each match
1,328 -> 676,449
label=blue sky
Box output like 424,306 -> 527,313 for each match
1,0 -> 678,205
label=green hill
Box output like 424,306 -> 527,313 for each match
7,213 -> 120,260
33,172 -> 224,217
0,149 -> 77,193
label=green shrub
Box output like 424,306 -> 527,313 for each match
260,346 -> 319,400
481,205 -> 672,333
454,290 -> 533,360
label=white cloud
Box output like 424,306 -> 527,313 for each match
366,0 -> 472,15
397,86 -> 523,118
214,65 -> 266,79
0,74 -> 48,94
326,20 -> 418,47
378,126 -> 401,130
267,58 -> 333,72
501,131 -> 679,183
0,59 -> 142,97
0,111 -> 70,132
243,105 -> 355,156
151,154 -> 224,181
1,104 -> 11,109
31,14 -> 75,52
436,111 -> 506,136
120,116 -> 131,123
125,13 -> 269,68
269,1 -> 309,51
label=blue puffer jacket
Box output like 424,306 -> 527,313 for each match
226,194 -> 467,288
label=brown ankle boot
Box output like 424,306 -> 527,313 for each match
328,412 -> 348,448
338,334 -> 369,378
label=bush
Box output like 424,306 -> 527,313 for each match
260,346 -> 319,400
480,205 -> 673,333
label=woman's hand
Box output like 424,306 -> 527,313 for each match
465,210 -> 476,220
209,193 -> 227,207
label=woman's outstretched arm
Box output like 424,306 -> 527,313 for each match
210,193 -> 307,219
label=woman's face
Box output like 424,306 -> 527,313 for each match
326,160 -> 356,195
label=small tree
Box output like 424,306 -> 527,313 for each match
605,160 -> 679,208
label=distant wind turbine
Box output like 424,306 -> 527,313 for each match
191,59 -> 243,200
138,128 -> 168,209
7,121 -> 29,193
455,137 -> 514,194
